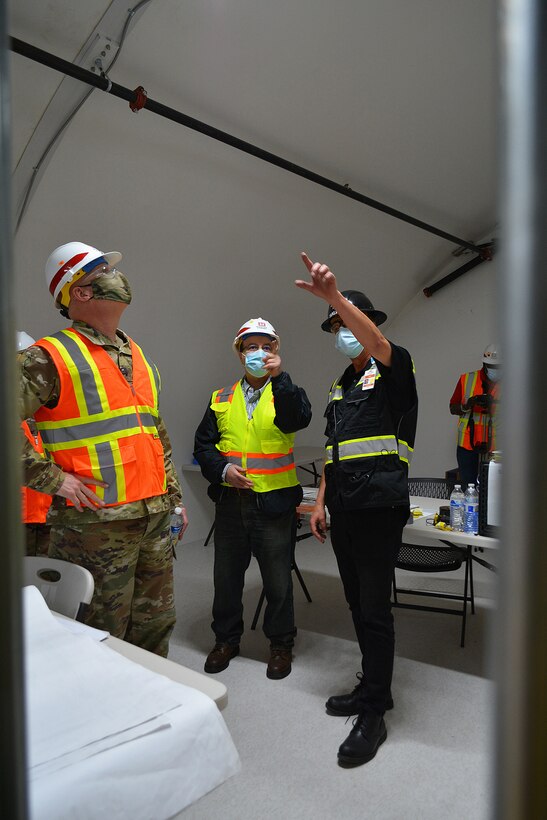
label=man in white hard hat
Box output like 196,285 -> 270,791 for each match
18,242 -> 187,656
194,318 -> 312,679
17,331 -> 52,556
449,344 -> 501,488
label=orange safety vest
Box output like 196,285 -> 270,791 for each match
21,421 -> 52,524
34,329 -> 167,507
456,370 -> 499,451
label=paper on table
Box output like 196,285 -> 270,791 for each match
52,612 -> 109,641
24,586 -> 199,773
25,584 -> 241,819
30,700 -> 241,820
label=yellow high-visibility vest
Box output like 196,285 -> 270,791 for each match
211,381 -> 298,493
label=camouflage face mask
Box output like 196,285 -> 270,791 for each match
90,269 -> 132,304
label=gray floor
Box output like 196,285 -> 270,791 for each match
168,528 -> 496,820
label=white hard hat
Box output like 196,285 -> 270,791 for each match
16,330 -> 35,351
482,344 -> 501,366
233,317 -> 280,354
45,241 -> 122,307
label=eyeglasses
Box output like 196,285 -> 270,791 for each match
80,265 -> 120,284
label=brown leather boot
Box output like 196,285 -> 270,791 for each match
266,647 -> 292,679
204,643 -> 239,673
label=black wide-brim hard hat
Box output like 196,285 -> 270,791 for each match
321,289 -> 387,332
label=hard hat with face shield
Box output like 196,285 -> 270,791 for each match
16,331 -> 36,351
45,241 -> 122,310
233,318 -> 280,354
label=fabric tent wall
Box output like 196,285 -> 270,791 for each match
13,84 -> 497,540
390,257 -> 497,480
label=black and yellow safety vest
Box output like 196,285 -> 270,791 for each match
324,357 -> 415,512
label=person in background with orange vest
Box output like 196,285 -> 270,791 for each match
21,418 -> 51,556
18,242 -> 187,657
449,344 -> 501,490
194,318 -> 312,680
21,419 -> 52,556
17,331 -> 53,556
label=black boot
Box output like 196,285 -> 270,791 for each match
326,673 -> 394,716
337,711 -> 387,766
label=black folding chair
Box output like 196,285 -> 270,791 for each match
392,477 -> 475,647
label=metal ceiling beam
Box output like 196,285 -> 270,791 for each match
423,241 -> 495,297
10,35 -> 485,256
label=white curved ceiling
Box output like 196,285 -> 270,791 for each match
9,0 -> 497,375
10,0 -> 497,250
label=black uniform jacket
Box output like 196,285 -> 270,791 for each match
324,342 -> 418,513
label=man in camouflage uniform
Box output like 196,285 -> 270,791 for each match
19,241 -> 187,656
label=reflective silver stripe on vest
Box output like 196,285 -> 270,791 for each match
246,452 -> 295,472
48,331 -> 105,416
328,384 -> 343,402
398,439 -> 414,464
215,385 -> 236,403
151,362 -> 161,396
38,412 -> 145,445
325,436 -> 399,462
94,441 -> 120,504
221,454 -> 243,467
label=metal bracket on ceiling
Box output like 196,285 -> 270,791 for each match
423,240 -> 496,297
80,34 -> 119,75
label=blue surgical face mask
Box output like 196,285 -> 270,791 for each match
244,349 -> 268,377
485,366 -> 500,382
335,327 -> 364,358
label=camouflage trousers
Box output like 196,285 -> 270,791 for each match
25,523 -> 51,557
49,510 -> 175,657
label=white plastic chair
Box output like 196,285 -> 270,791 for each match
23,556 -> 94,621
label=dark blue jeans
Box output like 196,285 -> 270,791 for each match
330,505 -> 409,715
212,490 -> 296,647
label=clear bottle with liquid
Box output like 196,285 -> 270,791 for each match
170,506 -> 184,543
464,484 -> 479,534
449,484 -> 465,531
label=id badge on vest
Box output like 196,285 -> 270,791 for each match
357,359 -> 377,391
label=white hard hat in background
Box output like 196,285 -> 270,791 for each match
233,318 -> 280,354
16,331 -> 35,351
483,344 -> 501,366
45,241 -> 122,307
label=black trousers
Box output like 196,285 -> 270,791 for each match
330,505 -> 409,715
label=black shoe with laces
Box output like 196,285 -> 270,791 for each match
337,711 -> 387,766
325,673 -> 394,716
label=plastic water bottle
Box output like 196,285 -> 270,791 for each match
464,484 -> 479,534
449,484 -> 465,531
170,506 -> 184,543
